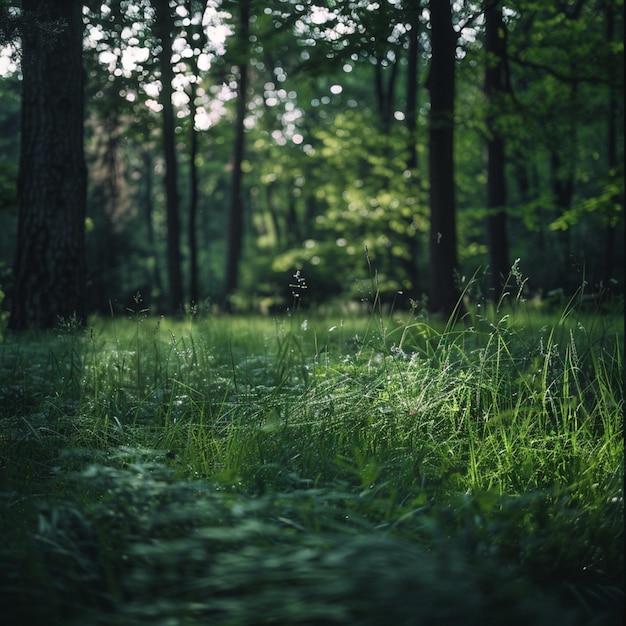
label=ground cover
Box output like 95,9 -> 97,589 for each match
0,290 -> 623,625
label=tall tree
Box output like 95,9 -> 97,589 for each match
154,0 -> 184,314
484,0 -> 510,299
405,0 -> 421,172
9,0 -> 87,329
602,0 -> 619,288
404,0 -> 423,296
223,0 -> 250,308
185,0 -> 204,307
426,0 -> 459,316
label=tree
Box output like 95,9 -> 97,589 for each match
484,0 -> 510,299
223,0 -> 250,308
426,0 -> 459,316
5,1 -> 618,319
404,0 -> 421,172
9,0 -> 87,329
154,0 -> 184,313
185,0 -> 203,307
602,0 -> 621,288
404,0 -> 424,297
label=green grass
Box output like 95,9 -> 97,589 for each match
0,291 -> 623,625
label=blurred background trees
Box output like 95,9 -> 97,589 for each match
0,0 -> 623,324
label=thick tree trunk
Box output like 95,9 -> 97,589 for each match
485,2 -> 510,300
223,0 -> 250,308
426,0 -> 459,316
9,0 -> 87,330
154,0 -> 184,314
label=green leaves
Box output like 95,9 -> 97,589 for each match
549,166 -> 625,230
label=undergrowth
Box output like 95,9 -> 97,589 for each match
0,273 -> 623,625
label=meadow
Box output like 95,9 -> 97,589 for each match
0,284 -> 623,625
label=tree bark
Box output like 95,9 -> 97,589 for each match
426,0 -> 459,316
154,0 -> 184,314
223,0 -> 250,308
485,2 -> 510,300
550,150 -> 574,269
140,148 -> 163,298
187,0 -> 204,307
373,58 -> 398,132
188,92 -> 200,307
404,0 -> 422,296
9,0 -> 87,330
603,0 -> 618,288
405,0 -> 420,171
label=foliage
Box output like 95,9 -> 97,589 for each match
549,165 -> 625,231
2,1 -> 623,314
0,2 -> 67,51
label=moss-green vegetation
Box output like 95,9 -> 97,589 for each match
0,293 -> 623,625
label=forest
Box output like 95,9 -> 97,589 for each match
0,0 -> 623,326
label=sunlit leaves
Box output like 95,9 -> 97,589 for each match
549,166 -> 625,231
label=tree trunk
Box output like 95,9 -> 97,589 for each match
187,0 -> 204,306
183,83 -> 199,311
154,0 -> 184,314
426,0 -> 459,316
141,149 -> 163,298
603,0 -> 618,288
223,0 -> 250,308
405,0 -> 420,171
9,0 -> 87,330
373,58 -> 398,132
404,0 -> 422,294
550,150 -> 574,270
188,94 -> 200,307
485,2 -> 510,300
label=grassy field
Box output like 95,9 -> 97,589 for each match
0,290 -> 623,625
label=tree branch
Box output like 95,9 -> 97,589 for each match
508,54 -> 621,88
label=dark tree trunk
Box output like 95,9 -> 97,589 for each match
405,0 -> 420,171
426,0 -> 459,316
141,149 -> 163,297
265,184 -> 283,249
603,0 -> 618,288
9,0 -> 87,330
374,58 -> 398,132
485,2 -> 510,300
550,150 -> 574,267
188,94 -> 199,306
404,0 -> 421,294
223,0 -> 250,308
154,0 -> 184,314
187,0 -> 203,306
551,61 -> 578,279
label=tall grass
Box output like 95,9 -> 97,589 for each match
0,280 -> 623,625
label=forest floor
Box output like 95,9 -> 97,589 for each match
0,294 -> 623,625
